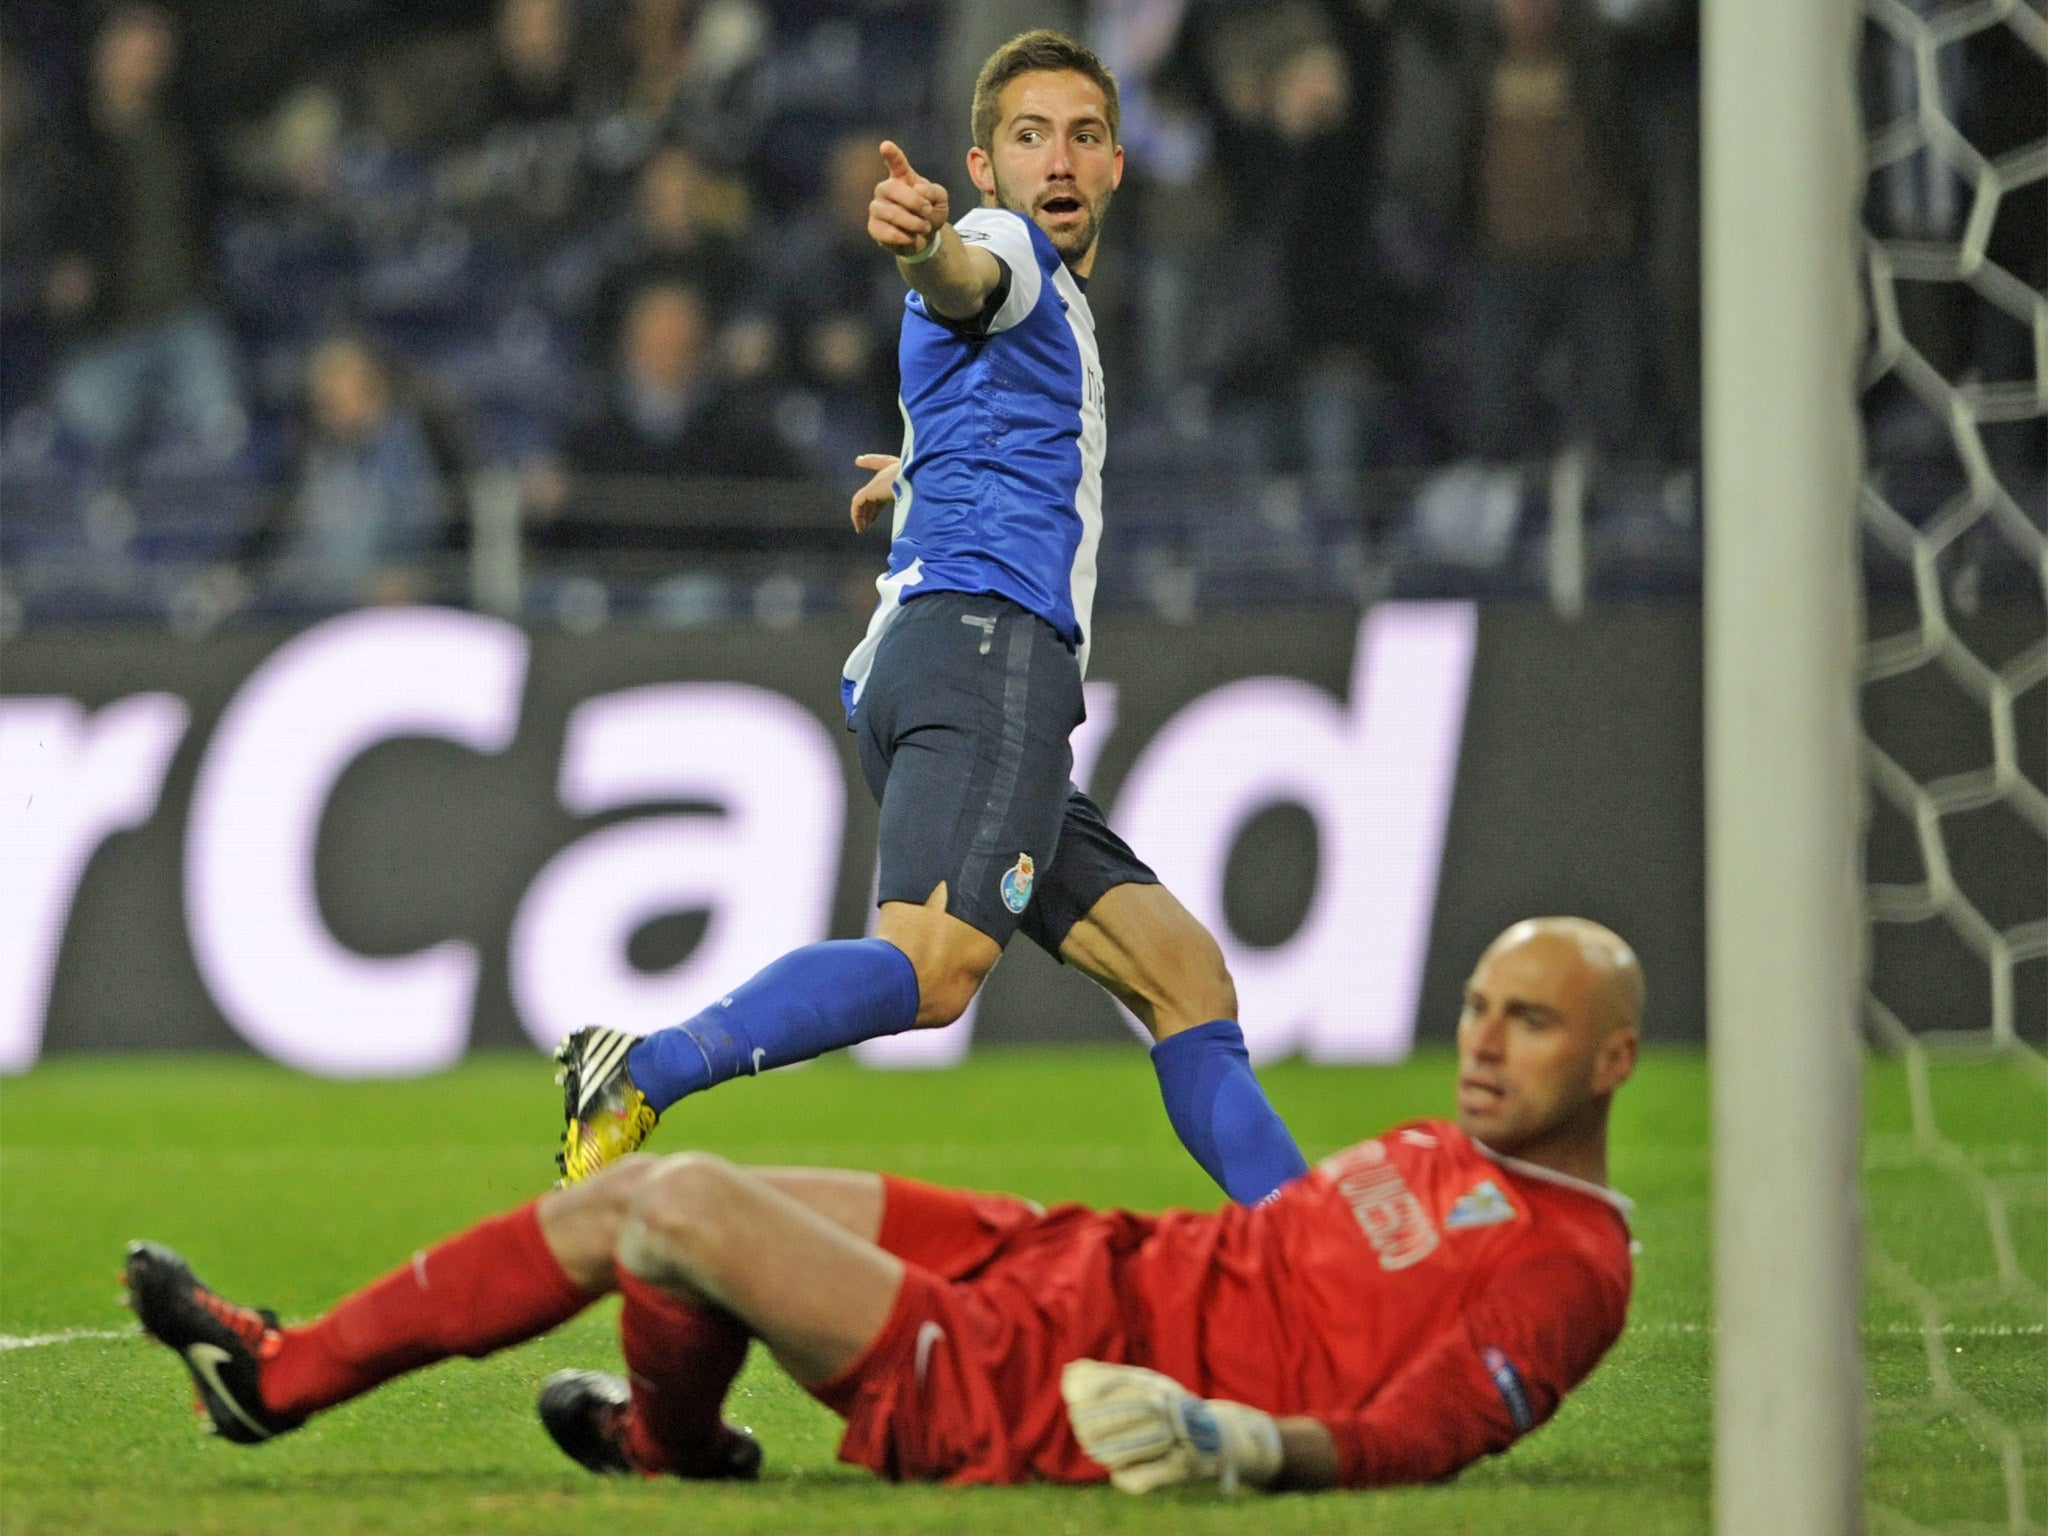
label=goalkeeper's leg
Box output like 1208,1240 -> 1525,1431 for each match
255,1162 -> 648,1420
128,1162 -> 645,1439
130,1156 -> 910,1443
263,1158 -> 901,1421
614,1152 -> 904,1388
540,1156 -> 912,1477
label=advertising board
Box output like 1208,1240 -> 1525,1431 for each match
2,603 -> 1708,1072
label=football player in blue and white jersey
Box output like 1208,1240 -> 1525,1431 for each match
554,31 -> 1307,1211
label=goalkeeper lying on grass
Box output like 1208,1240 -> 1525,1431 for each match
126,917 -> 1641,1494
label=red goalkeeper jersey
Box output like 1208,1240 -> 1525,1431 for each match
836,1118 -> 1633,1487
1132,1118 -> 1635,1485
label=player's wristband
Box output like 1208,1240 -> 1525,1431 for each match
899,226 -> 947,265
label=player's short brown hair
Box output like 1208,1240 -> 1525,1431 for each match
970,30 -> 1120,153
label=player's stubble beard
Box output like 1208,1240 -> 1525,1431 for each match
991,169 -> 1112,270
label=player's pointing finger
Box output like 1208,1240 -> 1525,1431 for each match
878,140 -> 919,183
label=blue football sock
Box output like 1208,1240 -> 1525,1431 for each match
1150,1019 -> 1310,1206
625,938 -> 920,1112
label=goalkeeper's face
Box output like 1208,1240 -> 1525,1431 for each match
1453,919 -> 1641,1155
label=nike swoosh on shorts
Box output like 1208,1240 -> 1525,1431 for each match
914,1321 -> 946,1391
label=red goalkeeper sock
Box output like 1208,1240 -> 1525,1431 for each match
261,1200 -> 597,1420
615,1268 -> 750,1476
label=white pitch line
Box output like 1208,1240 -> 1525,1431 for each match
0,1328 -> 133,1351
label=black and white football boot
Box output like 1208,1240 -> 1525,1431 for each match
123,1240 -> 302,1445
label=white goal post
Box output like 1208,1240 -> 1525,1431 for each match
1704,2 -> 1867,1536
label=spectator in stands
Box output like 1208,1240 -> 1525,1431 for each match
523,278 -> 799,557
1,36 -> 61,421
483,0 -> 585,127
370,0 -> 604,149
420,0 -> 619,248
273,333 -> 446,606
587,142 -> 755,362
41,4 -> 246,468
233,83 -> 347,212
1412,0 -> 1675,463
618,0 -> 769,163
1155,0 -> 1402,478
544,280 -> 799,536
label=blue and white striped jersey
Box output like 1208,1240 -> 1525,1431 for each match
841,205 -> 1106,714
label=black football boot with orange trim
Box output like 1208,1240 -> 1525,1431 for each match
124,1241 -> 302,1445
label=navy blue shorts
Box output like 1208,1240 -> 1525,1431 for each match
852,591 -> 1157,951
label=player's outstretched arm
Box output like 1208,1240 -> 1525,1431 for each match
870,140 -> 1001,320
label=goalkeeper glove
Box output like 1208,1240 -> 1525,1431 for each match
1061,1359 -> 1284,1496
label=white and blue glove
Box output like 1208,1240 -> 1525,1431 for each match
1061,1360 -> 1284,1495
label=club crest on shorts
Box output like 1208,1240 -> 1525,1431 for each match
1000,853 -> 1036,913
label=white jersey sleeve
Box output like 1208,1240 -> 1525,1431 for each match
953,208 -> 1044,335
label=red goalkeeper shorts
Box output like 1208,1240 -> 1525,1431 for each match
809,1175 -> 1153,1485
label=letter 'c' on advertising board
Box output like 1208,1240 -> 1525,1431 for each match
183,610 -> 529,1077
508,683 -> 843,1049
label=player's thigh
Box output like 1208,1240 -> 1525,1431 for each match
748,1167 -> 886,1245
1016,791 -> 1235,1035
864,1172 -> 1047,1277
1059,880 -> 1237,1039
1018,789 -> 1157,958
621,1154 -> 902,1386
868,593 -> 1081,949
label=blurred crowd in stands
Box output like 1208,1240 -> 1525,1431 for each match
0,0 -> 2037,631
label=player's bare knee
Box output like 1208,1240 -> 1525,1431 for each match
909,957 -> 984,1027
599,1150 -> 660,1191
639,1152 -> 740,1232
617,1152 -> 740,1283
878,891 -> 998,1027
538,1154 -> 661,1285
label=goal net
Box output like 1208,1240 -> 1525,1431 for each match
1706,1 -> 2044,1532
1856,0 -> 2048,1532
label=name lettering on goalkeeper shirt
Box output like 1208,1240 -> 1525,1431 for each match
1322,1142 -> 1440,1271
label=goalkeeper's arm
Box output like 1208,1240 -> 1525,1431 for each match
1064,1253 -> 1630,1493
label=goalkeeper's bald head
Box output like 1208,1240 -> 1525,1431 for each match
1452,917 -> 1643,1178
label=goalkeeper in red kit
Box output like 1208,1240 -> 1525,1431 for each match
125,917 -> 1642,1495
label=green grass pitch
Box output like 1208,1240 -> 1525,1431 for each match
1,1048 -> 2041,1535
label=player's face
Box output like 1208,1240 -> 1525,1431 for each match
1453,932 -> 1632,1154
972,70 -> 1124,270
